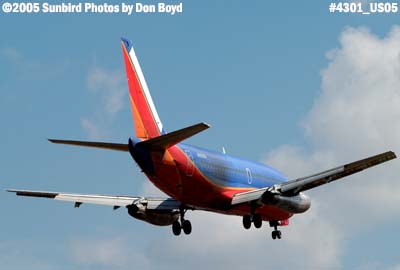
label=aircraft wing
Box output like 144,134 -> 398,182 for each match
6,189 -> 182,210
280,151 -> 396,195
232,151 -> 396,205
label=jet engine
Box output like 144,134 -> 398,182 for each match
127,200 -> 179,226
262,192 -> 311,214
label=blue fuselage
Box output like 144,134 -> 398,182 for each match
179,143 -> 288,190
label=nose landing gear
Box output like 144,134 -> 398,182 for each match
270,221 -> 282,240
271,230 -> 282,240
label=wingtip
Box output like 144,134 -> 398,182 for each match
48,138 -> 62,144
202,122 -> 211,128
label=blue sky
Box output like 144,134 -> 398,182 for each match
1,1 -> 400,269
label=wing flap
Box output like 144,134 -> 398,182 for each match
231,188 -> 268,205
55,194 -> 138,207
144,198 -> 182,210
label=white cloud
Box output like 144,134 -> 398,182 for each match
70,236 -> 150,269
81,66 -> 126,139
303,26 -> 400,156
80,117 -> 106,140
1,47 -> 22,62
298,26 -> 400,225
87,67 -> 125,115
390,264 -> 400,270
0,241 -> 60,270
142,179 -> 167,197
1,47 -> 69,80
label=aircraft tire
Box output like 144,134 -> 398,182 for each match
172,221 -> 181,236
253,214 -> 262,229
182,220 -> 192,235
243,215 -> 251,229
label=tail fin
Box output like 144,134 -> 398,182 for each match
121,38 -> 164,139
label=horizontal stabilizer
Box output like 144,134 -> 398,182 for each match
137,122 -> 210,151
48,139 -> 128,152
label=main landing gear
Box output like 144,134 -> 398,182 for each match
242,202 -> 263,229
242,214 -> 263,229
172,208 -> 192,236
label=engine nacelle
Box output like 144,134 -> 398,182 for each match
127,203 -> 179,226
262,192 -> 311,214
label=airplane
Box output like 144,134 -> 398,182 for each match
7,38 -> 397,240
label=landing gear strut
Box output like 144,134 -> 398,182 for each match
172,207 -> 192,236
270,221 -> 282,240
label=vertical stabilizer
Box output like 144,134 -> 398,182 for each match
121,38 -> 164,139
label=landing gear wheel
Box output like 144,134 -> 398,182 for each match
253,214 -> 262,229
271,230 -> 282,240
243,215 -> 252,229
182,220 -> 192,235
172,221 -> 181,236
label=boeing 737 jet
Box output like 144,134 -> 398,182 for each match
7,38 -> 396,239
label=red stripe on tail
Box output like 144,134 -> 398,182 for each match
121,43 -> 161,139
